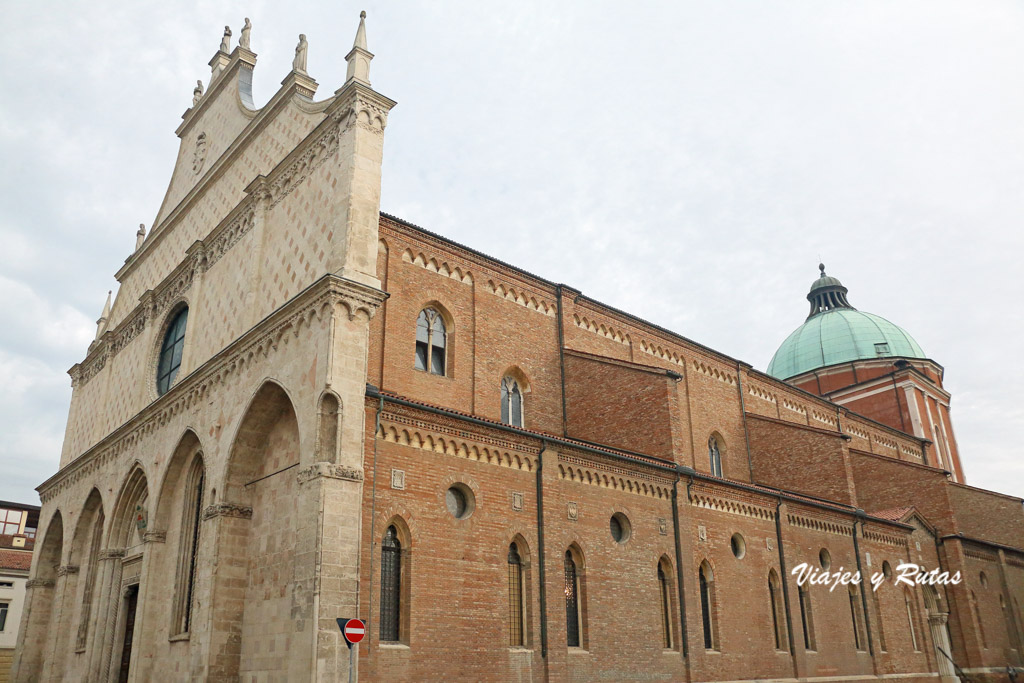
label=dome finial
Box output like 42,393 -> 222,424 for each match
819,262 -> 826,276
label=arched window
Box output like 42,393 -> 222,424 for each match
380,525 -> 402,641
415,308 -> 446,375
564,550 -> 581,647
501,377 -> 523,427
508,543 -> 525,647
799,584 -> 816,650
658,564 -> 672,648
848,584 -> 865,650
157,307 -> 189,395
768,569 -> 786,651
708,436 -> 723,477
172,457 -> 204,635
699,562 -> 717,650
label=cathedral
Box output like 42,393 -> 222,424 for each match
12,14 -> 1024,683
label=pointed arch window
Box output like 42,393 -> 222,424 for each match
380,525 -> 402,641
848,584 -> 865,651
699,562 -> 717,650
501,377 -> 523,427
768,570 -> 786,651
172,457 -> 204,635
157,307 -> 188,395
799,584 -> 816,650
970,590 -> 986,649
658,564 -> 672,648
508,543 -> 525,647
415,308 -> 447,375
564,550 -> 582,647
708,436 -> 723,477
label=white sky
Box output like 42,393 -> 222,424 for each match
1,1 -> 1022,504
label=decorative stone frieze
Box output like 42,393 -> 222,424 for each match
202,503 -> 253,521
98,548 -> 126,561
26,578 -> 56,589
296,462 -> 364,484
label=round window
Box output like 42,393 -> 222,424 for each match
610,513 -> 631,543
445,484 -> 474,520
819,548 -> 832,571
730,533 -> 746,559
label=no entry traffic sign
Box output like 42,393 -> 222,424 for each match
337,618 -> 366,647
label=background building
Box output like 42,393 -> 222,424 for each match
0,501 -> 38,683
11,14 -> 1024,683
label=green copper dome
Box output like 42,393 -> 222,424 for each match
766,265 -> 926,380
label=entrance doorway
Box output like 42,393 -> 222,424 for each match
118,584 -> 139,683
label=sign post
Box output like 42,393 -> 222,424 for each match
336,618 -> 366,683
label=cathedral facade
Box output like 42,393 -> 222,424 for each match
13,15 -> 1024,683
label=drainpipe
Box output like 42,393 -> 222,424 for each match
364,391 -> 384,648
536,445 -> 549,659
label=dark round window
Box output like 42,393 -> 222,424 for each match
819,548 -> 832,571
730,533 -> 746,559
610,513 -> 631,543
445,485 -> 474,519
157,307 -> 188,395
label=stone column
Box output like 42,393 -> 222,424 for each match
928,612 -> 959,683
10,578 -> 56,682
87,549 -> 125,683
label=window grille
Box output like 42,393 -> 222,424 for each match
564,551 -> 580,647
380,526 -> 402,641
508,543 -> 524,646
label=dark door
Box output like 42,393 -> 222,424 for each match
118,585 -> 139,683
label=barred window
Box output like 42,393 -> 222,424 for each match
699,562 -> 716,649
172,457 -> 204,635
415,308 -> 446,375
157,307 -> 188,395
501,377 -> 523,427
508,543 -> 525,647
768,569 -> 786,651
380,526 -> 402,641
708,436 -> 722,477
799,584 -> 816,650
564,551 -> 581,647
0,602 -> 7,632
658,564 -> 672,648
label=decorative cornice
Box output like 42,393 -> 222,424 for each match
297,462 -> 364,484
488,280 -> 555,315
688,483 -> 776,520
379,417 -> 538,473
557,456 -> 671,500
401,248 -> 474,285
202,503 -> 253,521
572,313 -> 631,346
787,510 -> 854,537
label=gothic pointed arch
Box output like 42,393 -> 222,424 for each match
71,489 -> 106,652
12,510 -> 64,681
212,379 -> 302,680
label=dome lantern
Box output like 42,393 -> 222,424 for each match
806,263 -> 854,320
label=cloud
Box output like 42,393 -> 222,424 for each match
0,0 -> 1022,504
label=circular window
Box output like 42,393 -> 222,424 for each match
730,533 -> 746,559
445,484 -> 474,520
819,548 -> 832,571
882,561 -> 893,580
609,513 -> 631,544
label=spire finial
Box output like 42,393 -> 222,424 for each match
345,11 -> 373,86
819,262 -> 826,276
95,290 -> 112,340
